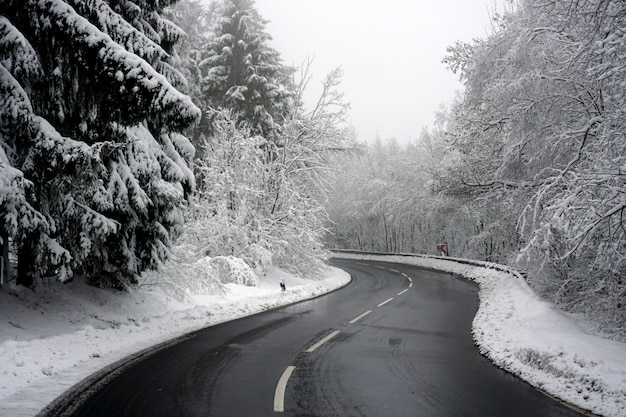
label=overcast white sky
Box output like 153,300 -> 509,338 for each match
253,0 -> 508,143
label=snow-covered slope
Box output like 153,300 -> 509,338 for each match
0,267 -> 350,416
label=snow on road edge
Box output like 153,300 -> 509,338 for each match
333,252 -> 626,417
0,267 -> 351,417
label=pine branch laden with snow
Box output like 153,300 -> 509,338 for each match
0,0 -> 200,287
0,17 -> 42,81
161,0 -> 217,107
0,146 -> 46,241
64,0 -> 167,63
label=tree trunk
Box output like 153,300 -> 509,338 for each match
382,215 -> 390,252
1,234 -> 9,285
17,234 -> 38,288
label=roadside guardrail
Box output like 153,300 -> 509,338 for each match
330,249 -> 528,281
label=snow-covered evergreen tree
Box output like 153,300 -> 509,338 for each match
199,0 -> 292,141
0,0 -> 200,287
164,0 -> 218,146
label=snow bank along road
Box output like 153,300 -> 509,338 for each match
40,259 -> 586,417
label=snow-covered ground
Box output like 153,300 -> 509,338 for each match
0,266 -> 351,417
1,253 -> 624,417
333,252 -> 626,417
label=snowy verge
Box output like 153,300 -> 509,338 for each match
332,252 -> 626,417
0,266 -> 350,417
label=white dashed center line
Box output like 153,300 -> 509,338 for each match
377,297 -> 394,307
305,330 -> 341,353
274,262 -> 416,413
349,310 -> 372,324
274,366 -> 296,412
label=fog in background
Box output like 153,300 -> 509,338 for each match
254,0 -> 509,142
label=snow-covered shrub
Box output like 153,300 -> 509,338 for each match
209,256 -> 259,287
238,244 -> 273,273
170,243 -> 204,264
139,257 -> 227,301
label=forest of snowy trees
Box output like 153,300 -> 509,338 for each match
0,0 -> 352,292
0,0 -> 623,338
328,0 -> 625,338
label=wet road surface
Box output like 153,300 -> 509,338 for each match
41,258 -> 586,417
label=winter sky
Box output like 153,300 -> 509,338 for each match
252,0 -> 509,143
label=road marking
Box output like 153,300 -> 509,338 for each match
356,262 -> 369,266
349,310 -> 372,324
305,330 -> 341,353
377,297 -> 394,307
401,273 -> 409,278
389,268 -> 399,273
409,283 -> 413,288
397,289 -> 409,296
407,277 -> 413,282
374,265 -> 386,270
274,366 -> 296,412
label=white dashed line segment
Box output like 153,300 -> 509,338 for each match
274,366 -> 296,412
377,297 -> 394,307
305,330 -> 341,353
349,310 -> 372,324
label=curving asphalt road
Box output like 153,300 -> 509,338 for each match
40,258 -> 586,417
